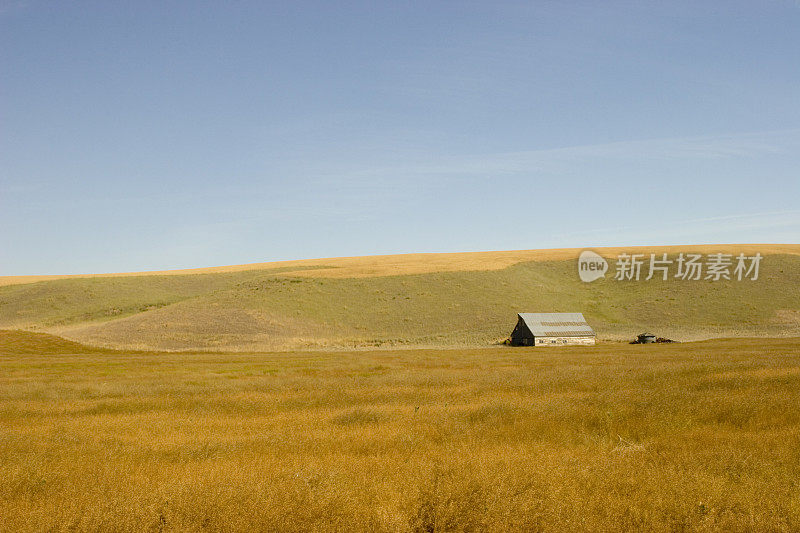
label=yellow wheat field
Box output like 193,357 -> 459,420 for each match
1,336 -> 800,531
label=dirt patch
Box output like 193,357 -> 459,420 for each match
55,304 -> 341,351
772,309 -> 800,326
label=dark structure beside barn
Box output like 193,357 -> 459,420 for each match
509,313 -> 596,346
630,333 -> 676,344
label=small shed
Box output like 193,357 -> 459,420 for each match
509,313 -> 596,346
636,333 -> 656,344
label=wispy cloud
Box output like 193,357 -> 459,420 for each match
314,128 -> 800,184
555,210 -> 800,236
543,210 -> 800,248
0,0 -> 30,16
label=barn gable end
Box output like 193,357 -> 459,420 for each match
510,313 -> 596,346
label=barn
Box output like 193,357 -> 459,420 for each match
509,313 -> 596,346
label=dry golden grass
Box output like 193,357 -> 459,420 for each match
2,334 -> 800,531
2,244 -> 797,286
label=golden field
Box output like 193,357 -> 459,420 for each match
2,331 -> 799,531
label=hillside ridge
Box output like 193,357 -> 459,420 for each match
1,245 -> 798,351
2,244 -> 797,287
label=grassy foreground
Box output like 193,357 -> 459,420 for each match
2,334 -> 800,531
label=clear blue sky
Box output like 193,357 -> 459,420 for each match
2,1 -> 799,275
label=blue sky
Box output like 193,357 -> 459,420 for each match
1,1 -> 799,274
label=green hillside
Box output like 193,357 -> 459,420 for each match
1,252 -> 799,351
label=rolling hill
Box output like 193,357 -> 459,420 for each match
1,245 -> 799,351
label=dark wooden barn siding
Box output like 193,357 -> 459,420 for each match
510,317 -> 534,346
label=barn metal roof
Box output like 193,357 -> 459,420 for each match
518,313 -> 595,337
